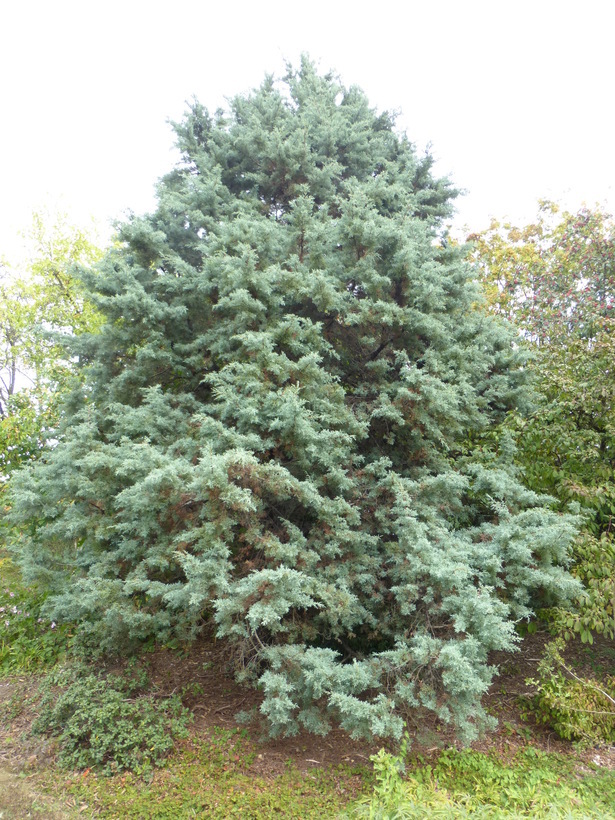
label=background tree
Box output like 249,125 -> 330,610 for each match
8,60 -> 578,743
0,210 -> 103,479
471,203 -> 615,643
470,201 -> 615,344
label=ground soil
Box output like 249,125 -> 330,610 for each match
1,628 -> 614,818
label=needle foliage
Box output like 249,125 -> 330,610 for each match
8,59 -> 578,743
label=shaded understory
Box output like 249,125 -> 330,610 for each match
1,625 -> 614,819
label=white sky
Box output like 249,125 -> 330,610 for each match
1,0 -> 614,261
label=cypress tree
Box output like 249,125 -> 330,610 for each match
8,58 -> 578,742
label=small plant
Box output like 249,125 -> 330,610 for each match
346,735 -> 459,819
32,660 -> 192,775
368,742 -> 409,814
528,638 -> 615,744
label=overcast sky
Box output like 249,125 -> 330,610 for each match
2,0 -> 613,260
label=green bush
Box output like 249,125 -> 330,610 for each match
528,639 -> 615,744
560,532 -> 615,643
33,661 -> 192,775
0,558 -> 70,676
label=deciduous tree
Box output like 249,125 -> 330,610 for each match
0,211 -> 103,478
469,201 -> 615,345
472,203 -> 615,643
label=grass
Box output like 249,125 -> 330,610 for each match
50,728 -> 365,819
34,735 -> 615,819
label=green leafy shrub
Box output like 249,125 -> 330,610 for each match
528,639 -> 615,744
558,532 -> 615,643
348,746 -> 615,818
0,559 -> 70,676
33,661 -> 192,775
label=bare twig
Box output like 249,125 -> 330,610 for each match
557,658 -> 615,709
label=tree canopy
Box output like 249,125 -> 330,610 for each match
470,201 -> 615,345
8,60 -> 578,742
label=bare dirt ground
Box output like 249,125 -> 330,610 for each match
1,629 -> 614,818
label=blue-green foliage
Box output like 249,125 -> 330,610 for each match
8,59 -> 579,742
